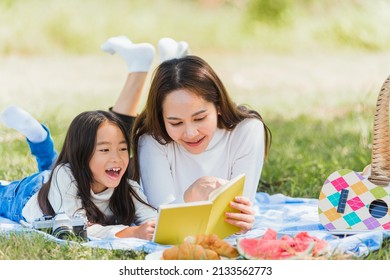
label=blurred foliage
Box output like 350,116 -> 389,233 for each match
246,0 -> 289,26
1,0 -> 390,55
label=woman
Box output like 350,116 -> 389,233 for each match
101,36 -> 271,234
131,55 -> 272,233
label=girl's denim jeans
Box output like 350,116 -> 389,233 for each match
0,125 -> 57,222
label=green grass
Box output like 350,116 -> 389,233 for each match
260,113 -> 373,198
0,232 -> 146,260
1,103 -> 388,260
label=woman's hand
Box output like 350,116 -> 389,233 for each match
224,196 -> 255,234
115,220 -> 156,240
184,176 -> 228,202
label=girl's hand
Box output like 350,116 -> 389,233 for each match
115,220 -> 156,240
184,176 -> 228,202
224,196 -> 255,234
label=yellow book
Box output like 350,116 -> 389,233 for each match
152,173 -> 246,245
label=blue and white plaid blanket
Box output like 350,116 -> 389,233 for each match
1,192 -> 388,257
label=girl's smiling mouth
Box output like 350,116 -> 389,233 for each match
106,167 -> 121,178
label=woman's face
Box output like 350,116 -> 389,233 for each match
162,89 -> 218,154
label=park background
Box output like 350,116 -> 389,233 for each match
1,0 -> 390,259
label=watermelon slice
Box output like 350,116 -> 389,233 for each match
237,228 -> 327,260
293,231 -> 328,256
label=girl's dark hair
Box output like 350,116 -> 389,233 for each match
131,55 -> 272,182
38,110 -> 152,225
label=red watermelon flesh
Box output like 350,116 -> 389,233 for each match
237,228 -> 327,260
261,228 -> 278,240
293,231 -> 328,256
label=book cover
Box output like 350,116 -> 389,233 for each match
152,173 -> 245,245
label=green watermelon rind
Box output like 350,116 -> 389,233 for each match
236,238 -> 315,260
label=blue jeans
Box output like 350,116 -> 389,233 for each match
0,125 -> 57,222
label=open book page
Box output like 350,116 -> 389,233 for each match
206,174 -> 245,238
152,201 -> 212,245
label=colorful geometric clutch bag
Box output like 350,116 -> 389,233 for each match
318,169 -> 390,231
319,75 -> 390,232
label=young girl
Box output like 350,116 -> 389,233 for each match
0,107 -> 157,240
0,36 -> 188,241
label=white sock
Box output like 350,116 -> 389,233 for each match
158,37 -> 189,63
1,105 -> 47,143
100,35 -> 131,54
100,36 -> 156,72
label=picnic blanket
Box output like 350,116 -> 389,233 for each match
0,191 -> 388,257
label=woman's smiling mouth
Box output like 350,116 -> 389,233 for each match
184,136 -> 205,147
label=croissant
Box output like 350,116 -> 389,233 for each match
162,242 -> 220,260
184,234 -> 239,259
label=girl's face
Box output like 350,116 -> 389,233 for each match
89,121 -> 129,194
162,89 -> 218,154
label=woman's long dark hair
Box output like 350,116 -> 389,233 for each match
38,110 -> 152,225
131,55 -> 272,182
